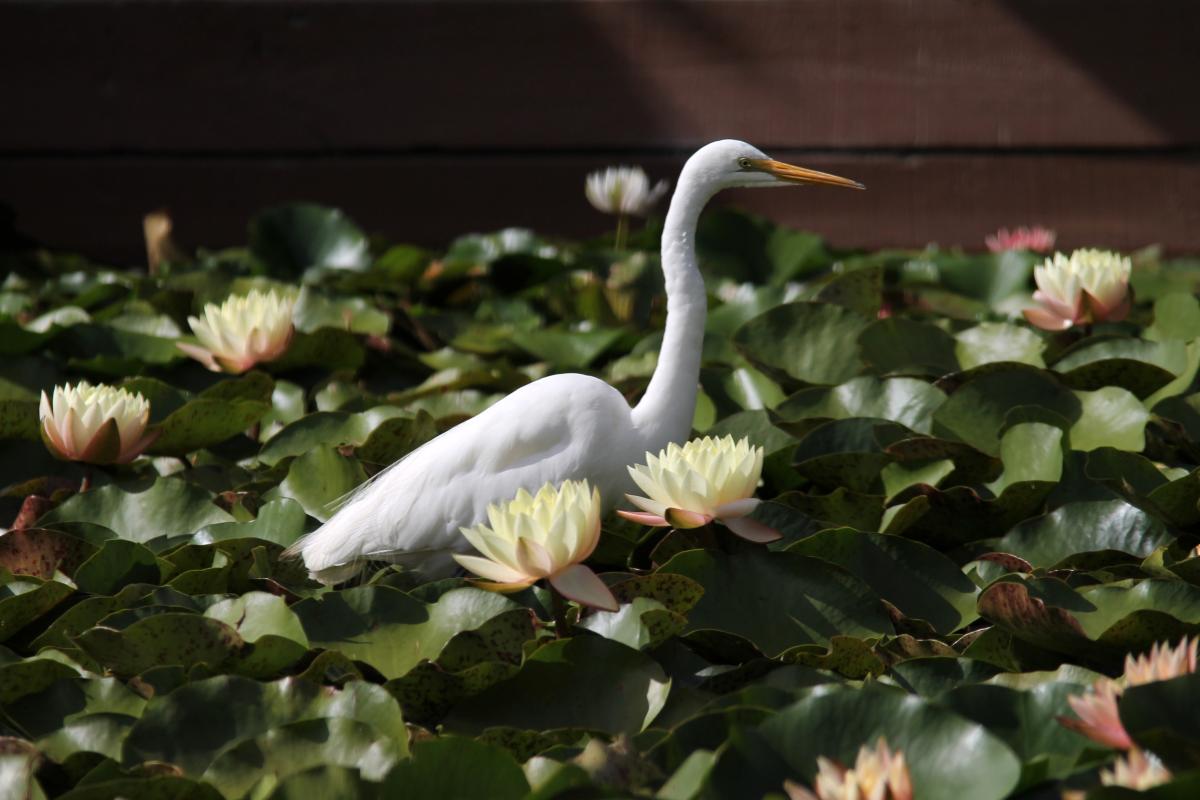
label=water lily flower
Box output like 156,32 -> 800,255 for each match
1124,634 -> 1198,683
1024,249 -> 1132,331
39,382 -> 157,464
1060,636 -> 1197,749
453,480 -> 618,611
618,435 -> 781,542
784,738 -> 914,800
985,225 -> 1056,254
1062,678 -> 1133,750
585,166 -> 669,217
177,288 -> 295,373
1100,749 -> 1172,790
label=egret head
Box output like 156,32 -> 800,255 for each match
682,139 -> 864,193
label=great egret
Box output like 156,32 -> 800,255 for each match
288,139 -> 863,583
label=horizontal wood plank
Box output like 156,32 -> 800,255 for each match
4,153 -> 1198,262
2,0 -> 1198,152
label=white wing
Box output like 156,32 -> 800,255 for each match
287,373 -> 639,583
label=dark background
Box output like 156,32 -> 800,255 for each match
3,0 -> 1199,263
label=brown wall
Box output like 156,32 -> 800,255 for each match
3,0 -> 1199,262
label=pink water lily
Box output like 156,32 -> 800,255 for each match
986,225 -> 1056,254
1024,249 -> 1132,331
1060,636 -> 1197,749
618,435 -> 781,542
453,480 -> 617,611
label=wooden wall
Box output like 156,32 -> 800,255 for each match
2,0 -> 1199,263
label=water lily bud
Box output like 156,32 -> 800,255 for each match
178,288 -> 295,373
39,382 -> 157,464
619,435 -> 781,542
985,225 -> 1056,254
453,480 -> 617,611
585,166 -> 669,217
785,738 -> 913,800
1024,248 -> 1132,331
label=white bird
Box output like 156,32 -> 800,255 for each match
287,139 -> 863,584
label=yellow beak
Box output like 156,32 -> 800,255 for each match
752,159 -> 865,190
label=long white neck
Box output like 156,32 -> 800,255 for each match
630,175 -> 712,453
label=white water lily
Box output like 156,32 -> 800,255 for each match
619,435 -> 780,542
585,166 -> 669,217
39,382 -> 157,464
1025,249 -> 1132,331
785,738 -> 914,800
178,289 -> 295,373
453,480 -> 617,611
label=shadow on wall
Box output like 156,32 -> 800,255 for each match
1,0 -> 1199,260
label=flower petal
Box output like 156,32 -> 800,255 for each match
626,493 -> 668,517
723,515 -> 783,543
617,510 -> 669,527
548,564 -> 619,611
1023,306 -> 1074,331
452,553 -> 530,584
714,497 -> 760,518
514,537 -> 554,578
665,507 -> 712,529
177,342 -> 222,372
78,418 -> 123,464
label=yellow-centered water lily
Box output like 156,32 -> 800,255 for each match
785,738 -> 914,800
618,435 -> 781,542
1024,248 -> 1132,331
177,288 -> 295,373
39,382 -> 158,464
1060,636 -> 1197,749
453,480 -> 618,611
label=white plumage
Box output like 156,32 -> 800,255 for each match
287,140 -> 863,583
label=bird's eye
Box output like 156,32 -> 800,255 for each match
737,157 -> 753,170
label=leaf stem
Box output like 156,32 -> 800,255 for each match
549,585 -> 572,639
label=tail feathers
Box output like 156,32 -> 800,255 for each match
280,532 -> 361,585
309,559 -> 368,586
282,528 -> 461,586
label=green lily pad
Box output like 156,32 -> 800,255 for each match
734,302 -> 870,386
786,529 -> 978,634
380,737 -> 528,800
658,548 -> 892,657
249,204 -> 371,276
933,363 -> 1080,455
445,635 -> 670,735
714,682 -> 1022,800
268,447 -> 367,522
858,318 -> 960,376
1069,386 -> 1149,453
148,374 -> 273,457
39,477 -> 234,543
955,323 -> 1046,370
292,586 -> 518,679
996,500 -> 1172,569
124,675 -> 406,776
776,376 -> 945,434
